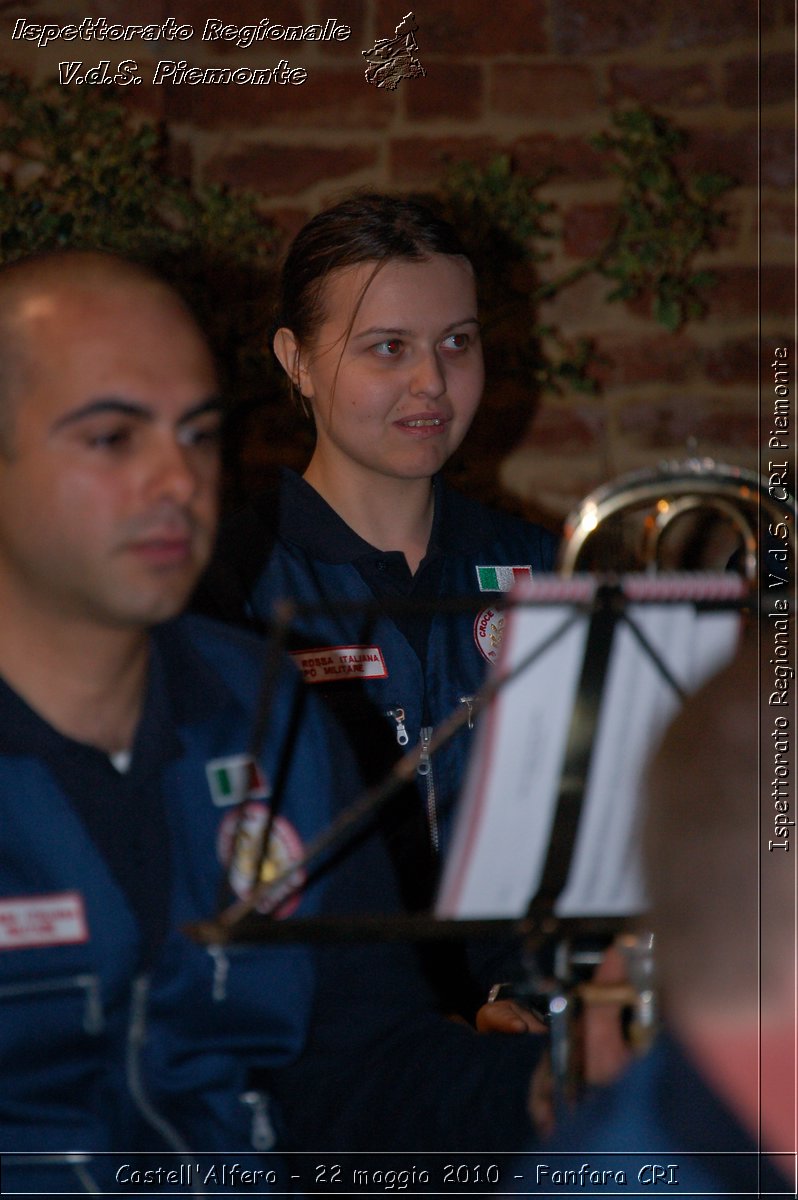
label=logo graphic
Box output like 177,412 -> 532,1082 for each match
362,11 -> 426,90
206,755 -> 270,807
217,803 -> 306,918
474,605 -> 506,663
476,565 -> 533,592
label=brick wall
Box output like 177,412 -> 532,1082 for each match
1,0 -> 793,526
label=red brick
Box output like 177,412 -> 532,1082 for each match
491,64 -> 598,119
538,273 -> 614,332
164,68 -> 392,130
761,265 -> 795,317
375,0 -> 547,56
512,134 -> 611,183
521,401 -> 606,451
562,204 -> 617,259
551,0 -> 659,55
405,64 -> 483,120
676,127 -> 757,187
163,136 -> 192,178
761,127 -> 795,190
1,7 -> 82,35
388,136 -> 501,187
608,63 -> 714,108
761,201 -> 795,245
316,1 -> 366,55
724,53 -> 795,108
703,336 -> 759,384
705,196 -> 745,251
679,125 -> 792,191
268,206 -> 313,240
667,0 -> 763,47
169,0 -> 308,48
591,333 -> 700,388
118,77 -> 167,119
709,266 -> 793,319
87,0 -> 167,21
617,396 -> 703,446
695,409 -> 758,449
204,142 -> 378,197
618,397 -> 757,451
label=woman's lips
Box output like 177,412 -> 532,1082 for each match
394,414 -> 449,436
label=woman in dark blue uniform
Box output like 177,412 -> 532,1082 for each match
197,196 -> 557,1010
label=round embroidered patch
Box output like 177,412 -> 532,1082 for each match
474,605 -> 506,664
217,802 -> 306,918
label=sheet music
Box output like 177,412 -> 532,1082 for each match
436,580 -> 741,920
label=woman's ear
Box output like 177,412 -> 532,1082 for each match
273,327 -> 312,402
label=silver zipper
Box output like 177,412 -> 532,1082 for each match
126,976 -> 206,1194
459,694 -> 476,729
418,726 -> 439,851
240,1089 -> 277,1150
385,706 -> 409,746
7,1153 -> 102,1195
208,944 -> 229,1002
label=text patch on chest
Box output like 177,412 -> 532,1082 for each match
289,645 -> 388,683
0,892 -> 89,950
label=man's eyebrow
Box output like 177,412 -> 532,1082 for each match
50,396 -> 224,433
176,397 -> 225,425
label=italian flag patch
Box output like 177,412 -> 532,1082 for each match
476,565 -> 533,592
206,755 -> 270,807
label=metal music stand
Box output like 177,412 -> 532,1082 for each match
189,573 -> 744,974
435,572 -> 744,1099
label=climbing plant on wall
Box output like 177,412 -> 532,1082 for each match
0,72 -> 731,511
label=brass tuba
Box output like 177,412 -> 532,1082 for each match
557,457 -> 789,580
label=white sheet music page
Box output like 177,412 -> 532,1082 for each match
437,578 -> 594,919
436,574 -> 743,921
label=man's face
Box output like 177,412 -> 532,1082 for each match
0,281 -> 221,630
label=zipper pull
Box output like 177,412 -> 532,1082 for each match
240,1090 -> 277,1151
80,975 -> 104,1035
459,694 -> 476,729
386,707 -> 409,746
417,726 -> 432,776
208,945 -> 229,1002
418,726 -> 439,851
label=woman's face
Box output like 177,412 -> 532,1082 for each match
282,254 -> 484,485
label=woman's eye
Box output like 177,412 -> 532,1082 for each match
373,339 -> 403,357
442,332 -> 470,351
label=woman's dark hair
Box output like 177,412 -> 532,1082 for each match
275,192 -> 472,346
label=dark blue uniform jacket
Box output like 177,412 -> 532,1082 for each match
0,616 -> 542,1194
196,469 -> 558,859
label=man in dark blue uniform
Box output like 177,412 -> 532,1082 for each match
0,251 -> 548,1193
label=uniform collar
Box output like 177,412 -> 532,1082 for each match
276,468 -> 494,564
0,618 -> 231,769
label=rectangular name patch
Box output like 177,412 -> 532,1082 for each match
290,645 -> 388,683
476,565 -> 533,592
0,892 -> 88,951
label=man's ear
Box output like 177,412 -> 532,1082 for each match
273,327 -> 312,401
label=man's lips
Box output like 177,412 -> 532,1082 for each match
125,533 -> 195,566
